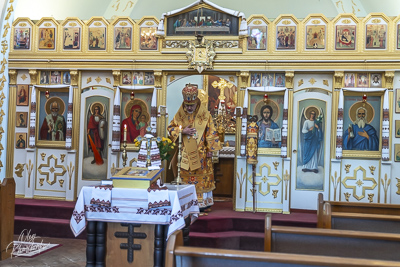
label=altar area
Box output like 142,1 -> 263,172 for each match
2,0 -> 400,229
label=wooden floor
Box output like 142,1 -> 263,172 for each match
0,236 -> 86,267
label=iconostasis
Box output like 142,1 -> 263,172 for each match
5,1 -> 400,213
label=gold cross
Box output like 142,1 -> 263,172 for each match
212,78 -> 233,101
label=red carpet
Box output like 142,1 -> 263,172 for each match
14,198 -> 85,239
14,198 -> 317,250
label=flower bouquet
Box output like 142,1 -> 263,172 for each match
157,137 -> 175,161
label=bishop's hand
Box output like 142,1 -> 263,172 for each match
182,125 -> 196,136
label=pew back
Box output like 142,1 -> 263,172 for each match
0,178 -> 15,260
166,230 -> 400,267
265,213 -> 400,261
317,193 -> 400,227
322,202 -> 400,234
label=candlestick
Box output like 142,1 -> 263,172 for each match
179,125 -> 182,144
172,125 -> 184,185
124,124 -> 127,142
122,140 -> 127,167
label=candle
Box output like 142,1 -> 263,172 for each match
124,124 -> 127,142
179,125 -> 182,143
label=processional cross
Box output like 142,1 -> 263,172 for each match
212,78 -> 233,101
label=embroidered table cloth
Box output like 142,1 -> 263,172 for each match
70,184 -> 199,240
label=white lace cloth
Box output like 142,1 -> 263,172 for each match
70,184 -> 199,240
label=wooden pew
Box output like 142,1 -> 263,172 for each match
321,202 -> 400,234
0,178 -> 15,260
265,213 -> 400,261
317,193 -> 400,227
165,230 -> 400,267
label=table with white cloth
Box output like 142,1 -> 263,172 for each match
70,184 -> 199,267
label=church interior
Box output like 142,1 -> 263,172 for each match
2,0 -> 400,266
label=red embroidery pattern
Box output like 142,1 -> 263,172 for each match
169,210 -> 183,225
90,198 -> 111,207
72,210 -> 85,224
180,199 -> 198,212
84,205 -> 120,213
136,207 -> 171,216
94,185 -> 113,190
148,200 -> 171,209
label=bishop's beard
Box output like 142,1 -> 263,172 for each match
51,112 -> 58,117
355,117 -> 366,129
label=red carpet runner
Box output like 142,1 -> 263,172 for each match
14,198 -> 317,250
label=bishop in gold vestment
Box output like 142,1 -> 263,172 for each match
168,84 -> 222,208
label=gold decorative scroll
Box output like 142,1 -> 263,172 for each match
14,163 -> 25,177
381,174 -> 390,204
236,168 -> 245,198
345,164 -> 351,173
331,171 -> 341,201
27,159 -> 33,188
369,166 -> 375,175
66,162 -> 75,190
283,170 -> 290,201
273,161 -> 279,170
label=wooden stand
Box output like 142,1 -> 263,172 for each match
86,217 -> 192,267
0,178 -> 15,260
